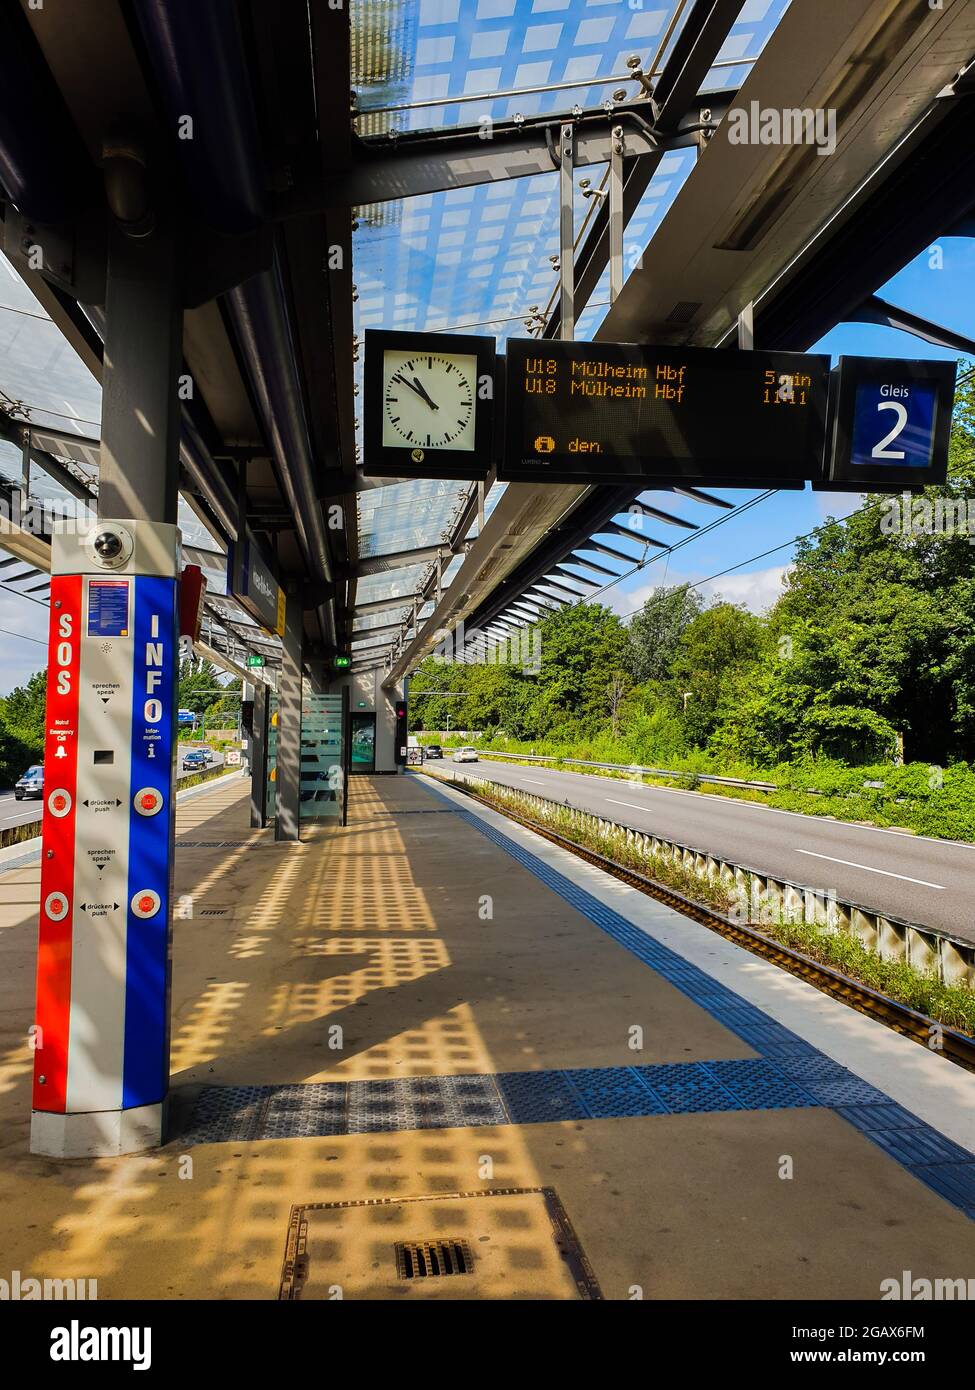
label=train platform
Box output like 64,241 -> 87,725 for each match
1,771 -> 974,1300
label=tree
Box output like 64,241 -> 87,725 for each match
670,601 -> 765,748
0,669 -> 47,785
629,584 -> 703,683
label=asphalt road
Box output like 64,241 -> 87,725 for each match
0,749 -> 227,833
438,757 -> 975,942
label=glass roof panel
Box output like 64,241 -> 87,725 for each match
0,254 -> 102,438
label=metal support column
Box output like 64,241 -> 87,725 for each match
738,301 -> 755,351
275,589 -> 303,842
249,681 -> 269,829
99,227 -> 183,523
30,221 -> 185,1159
609,125 -> 624,303
559,123 -> 575,340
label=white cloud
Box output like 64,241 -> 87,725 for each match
609,563 -> 790,620
700,564 -> 789,613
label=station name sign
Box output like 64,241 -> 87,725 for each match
228,529 -> 286,637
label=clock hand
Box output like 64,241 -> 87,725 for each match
410,376 -> 440,411
391,373 -> 440,410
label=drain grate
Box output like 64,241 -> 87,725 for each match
395,1239 -> 473,1280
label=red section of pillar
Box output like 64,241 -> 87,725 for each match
33,574 -> 82,1112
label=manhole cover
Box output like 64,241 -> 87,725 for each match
395,1239 -> 473,1280
279,1187 -> 601,1300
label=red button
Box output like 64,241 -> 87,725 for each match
141,793 -> 156,811
138,894 -> 154,913
52,795 -> 66,811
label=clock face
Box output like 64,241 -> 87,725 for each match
381,349 -> 477,451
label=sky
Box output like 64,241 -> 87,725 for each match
0,0 -> 972,695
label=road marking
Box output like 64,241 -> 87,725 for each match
793,848 -> 945,889
605,798 -> 653,812
482,763 -> 975,852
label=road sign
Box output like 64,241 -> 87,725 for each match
246,654 -> 265,668
824,356 -> 955,490
501,339 -> 830,486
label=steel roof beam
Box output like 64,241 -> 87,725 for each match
847,294 -> 975,356
281,96 -> 730,212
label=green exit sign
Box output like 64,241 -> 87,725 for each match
246,654 -> 265,668
333,655 -> 352,669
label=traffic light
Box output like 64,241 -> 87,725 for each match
394,699 -> 408,765
333,655 -> 351,669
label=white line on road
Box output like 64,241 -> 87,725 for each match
605,799 -> 653,812
793,848 -> 945,889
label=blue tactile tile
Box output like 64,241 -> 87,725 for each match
911,1164 -> 975,1210
865,1126 -> 975,1168
767,1055 -> 889,1107
835,1103 -> 928,1133
633,1063 -> 742,1114
563,1067 -> 668,1118
701,1059 -> 818,1110
496,1070 -> 585,1124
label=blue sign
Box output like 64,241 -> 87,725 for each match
87,578 -> 130,637
826,357 -> 955,490
850,381 -> 938,470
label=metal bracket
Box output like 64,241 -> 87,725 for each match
738,300 -> 755,350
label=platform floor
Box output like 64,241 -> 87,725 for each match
1,772 -> 974,1299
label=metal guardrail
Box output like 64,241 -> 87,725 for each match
435,768 -> 975,991
474,750 -> 779,791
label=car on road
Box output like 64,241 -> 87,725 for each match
452,747 -> 478,763
182,749 -> 213,771
14,764 -> 44,800
425,744 -> 443,759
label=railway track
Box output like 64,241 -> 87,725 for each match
429,771 -> 975,1076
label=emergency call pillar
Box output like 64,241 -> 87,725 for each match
31,519 -> 180,1157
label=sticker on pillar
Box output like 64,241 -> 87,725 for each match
44,892 -> 69,921
87,578 -> 131,637
47,788 -> 73,818
133,786 -> 164,816
131,888 -> 161,919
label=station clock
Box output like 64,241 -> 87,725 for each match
363,330 -> 496,479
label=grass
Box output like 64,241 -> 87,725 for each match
447,772 -> 975,1037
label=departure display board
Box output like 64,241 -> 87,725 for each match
500,339 -> 831,487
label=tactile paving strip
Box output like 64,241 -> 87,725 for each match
700,1059 -> 815,1110
410,781 -> 975,1221
633,1063 -> 742,1114
564,1067 -> 667,1118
